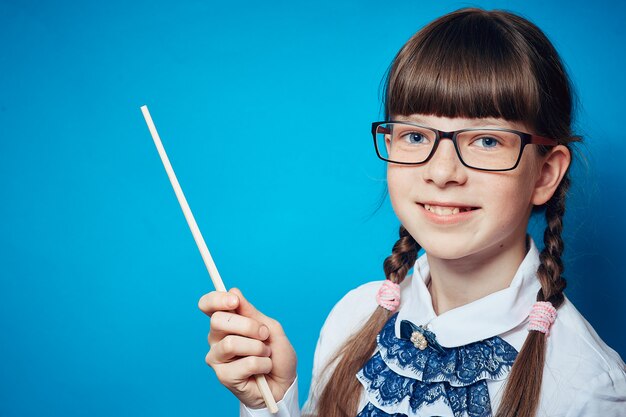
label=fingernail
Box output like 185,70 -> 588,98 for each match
228,296 -> 237,307
259,325 -> 269,339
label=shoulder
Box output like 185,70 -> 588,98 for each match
547,295 -> 625,374
302,279 -> 402,412
320,280 -> 383,340
564,367 -> 626,416
537,295 -> 626,415
320,277 -> 413,334
311,280 -> 386,370
314,278 -> 414,369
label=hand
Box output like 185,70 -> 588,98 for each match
198,287 -> 297,409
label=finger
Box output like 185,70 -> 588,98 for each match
229,287 -> 265,320
213,356 -> 273,383
208,335 -> 272,364
209,311 -> 270,345
230,288 -> 285,336
198,290 -> 239,317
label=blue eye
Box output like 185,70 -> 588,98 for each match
403,132 -> 428,144
475,136 -> 500,148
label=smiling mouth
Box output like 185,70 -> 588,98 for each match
419,203 -> 480,216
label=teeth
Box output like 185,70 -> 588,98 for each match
424,204 -> 473,216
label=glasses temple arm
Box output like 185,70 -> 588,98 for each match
530,135 -> 558,146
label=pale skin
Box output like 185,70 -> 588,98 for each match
197,113 -> 571,408
388,114 -> 571,314
197,287 -> 297,408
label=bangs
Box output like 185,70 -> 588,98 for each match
385,11 -> 541,129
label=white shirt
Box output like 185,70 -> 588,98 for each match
240,236 -> 626,416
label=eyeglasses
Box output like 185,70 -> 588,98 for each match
372,121 -> 558,171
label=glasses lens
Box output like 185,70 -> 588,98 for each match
457,130 -> 522,170
375,123 -> 436,163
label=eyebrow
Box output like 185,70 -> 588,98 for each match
396,116 -> 509,128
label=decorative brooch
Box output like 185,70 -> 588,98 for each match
410,327 -> 429,350
400,320 -> 445,354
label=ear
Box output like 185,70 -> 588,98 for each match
531,145 -> 572,206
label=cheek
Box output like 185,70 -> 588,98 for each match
387,167 -> 416,217
482,176 -> 534,220
387,167 -> 408,198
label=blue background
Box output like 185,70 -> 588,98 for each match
1,1 -> 624,415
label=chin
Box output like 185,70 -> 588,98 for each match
409,228 -> 484,261
420,244 -> 473,261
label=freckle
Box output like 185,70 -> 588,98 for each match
500,244 -> 504,248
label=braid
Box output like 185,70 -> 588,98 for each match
384,225 -> 420,284
536,174 -> 569,308
495,171 -> 571,417
313,224 -> 419,417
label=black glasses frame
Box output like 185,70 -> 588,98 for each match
371,121 -> 559,172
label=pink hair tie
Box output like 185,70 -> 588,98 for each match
376,280 -> 401,312
528,301 -> 557,336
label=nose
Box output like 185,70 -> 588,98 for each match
421,138 -> 468,187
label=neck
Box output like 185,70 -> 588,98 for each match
426,235 -> 529,315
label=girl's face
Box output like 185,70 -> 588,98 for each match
387,113 -> 547,262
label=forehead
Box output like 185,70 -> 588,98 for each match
393,114 -> 530,132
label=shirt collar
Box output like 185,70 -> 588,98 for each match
395,235 -> 541,348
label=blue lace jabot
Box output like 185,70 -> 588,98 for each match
355,313 -> 518,417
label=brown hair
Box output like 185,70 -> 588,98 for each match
311,7 -> 582,417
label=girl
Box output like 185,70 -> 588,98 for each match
198,7 -> 626,417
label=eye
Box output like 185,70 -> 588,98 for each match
472,136 -> 501,149
401,131 -> 429,145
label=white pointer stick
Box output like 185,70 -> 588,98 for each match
140,105 -> 279,414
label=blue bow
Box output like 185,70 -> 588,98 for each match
400,319 -> 446,354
